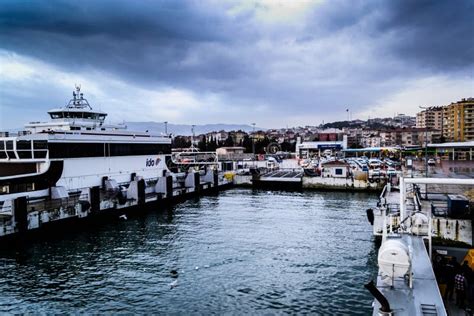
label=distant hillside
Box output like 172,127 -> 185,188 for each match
125,122 -> 263,136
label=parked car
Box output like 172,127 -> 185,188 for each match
427,158 -> 436,166
369,169 -> 381,177
386,167 -> 397,175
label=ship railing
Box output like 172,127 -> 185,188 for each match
0,139 -> 49,160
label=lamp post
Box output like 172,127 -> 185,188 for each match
164,121 -> 168,136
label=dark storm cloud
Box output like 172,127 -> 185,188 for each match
302,0 -> 473,71
375,0 -> 474,70
0,0 -> 472,127
0,0 -> 254,89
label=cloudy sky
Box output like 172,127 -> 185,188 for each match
0,0 -> 472,129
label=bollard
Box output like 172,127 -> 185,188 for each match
90,186 -> 100,213
166,175 -> 173,199
137,179 -> 145,205
13,197 -> 28,232
194,172 -> 201,194
213,171 -> 218,188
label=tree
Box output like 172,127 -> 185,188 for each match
198,136 -> 207,151
280,141 -> 295,152
172,136 -> 191,149
207,136 -> 218,151
223,136 -> 234,147
242,135 -> 253,153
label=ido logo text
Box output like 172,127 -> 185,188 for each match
146,158 -> 161,167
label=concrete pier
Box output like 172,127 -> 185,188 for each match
0,171 -> 232,243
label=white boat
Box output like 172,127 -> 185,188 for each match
0,86 -> 172,203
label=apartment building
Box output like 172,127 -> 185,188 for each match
416,106 -> 444,130
443,98 -> 474,142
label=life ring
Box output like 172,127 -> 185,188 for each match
369,178 -> 374,183
375,178 -> 380,183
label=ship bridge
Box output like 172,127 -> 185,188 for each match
25,86 -> 124,133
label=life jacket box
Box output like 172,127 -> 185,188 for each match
447,194 -> 469,218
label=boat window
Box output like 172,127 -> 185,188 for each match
34,151 -> 47,159
17,151 -> 32,159
48,142 -> 171,158
17,140 -> 32,150
6,151 -> 16,159
5,141 -> 13,150
70,126 -> 81,131
50,112 -> 63,119
82,112 -> 96,120
0,152 -> 6,159
0,185 -> 9,194
0,141 -> 3,150
33,141 -> 48,149
99,114 -> 106,121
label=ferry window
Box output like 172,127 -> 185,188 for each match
83,113 -> 98,120
17,141 -> 31,150
33,141 -> 48,149
34,151 -> 47,159
0,152 -> 6,159
0,142 -> 4,150
26,183 -> 34,191
50,113 -> 63,119
49,143 -> 105,158
5,141 -> 13,150
70,127 -> 80,131
0,185 -> 8,194
6,151 -> 16,159
18,151 -> 32,159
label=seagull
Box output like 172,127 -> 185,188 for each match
169,279 -> 178,288
119,214 -> 127,220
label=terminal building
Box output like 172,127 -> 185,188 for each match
295,135 -> 348,159
428,141 -> 474,161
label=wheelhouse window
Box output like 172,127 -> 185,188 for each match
0,141 -> 5,159
0,185 -> 9,194
50,112 -> 64,119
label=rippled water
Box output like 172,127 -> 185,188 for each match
0,189 -> 378,314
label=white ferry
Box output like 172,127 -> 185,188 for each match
0,86 -> 172,204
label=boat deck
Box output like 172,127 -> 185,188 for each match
374,235 -> 446,316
